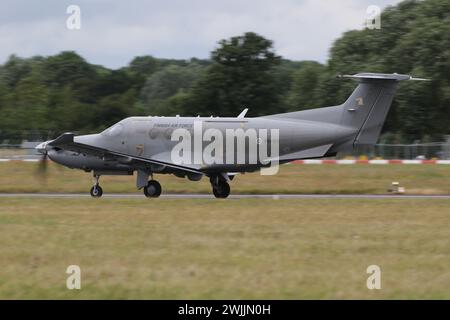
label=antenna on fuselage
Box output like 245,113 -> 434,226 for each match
237,108 -> 248,119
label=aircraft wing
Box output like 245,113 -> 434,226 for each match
48,133 -> 204,175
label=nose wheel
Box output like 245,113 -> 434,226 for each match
210,176 -> 230,198
143,180 -> 162,198
90,185 -> 103,197
90,174 -> 103,198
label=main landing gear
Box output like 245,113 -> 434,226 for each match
210,176 -> 230,199
143,180 -> 162,198
90,174 -> 103,198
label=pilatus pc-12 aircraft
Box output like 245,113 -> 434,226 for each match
36,73 -> 426,198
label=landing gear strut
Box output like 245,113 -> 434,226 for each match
143,180 -> 162,198
90,174 -> 103,198
210,176 -> 230,199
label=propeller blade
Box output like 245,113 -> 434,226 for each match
36,153 -> 48,176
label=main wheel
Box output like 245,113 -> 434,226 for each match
144,180 -> 162,198
212,181 -> 230,198
90,185 -> 103,198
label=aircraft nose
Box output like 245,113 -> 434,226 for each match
35,141 -> 48,154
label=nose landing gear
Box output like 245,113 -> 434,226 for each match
90,174 -> 103,198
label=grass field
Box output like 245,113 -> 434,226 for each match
0,197 -> 449,299
1,161 -> 450,194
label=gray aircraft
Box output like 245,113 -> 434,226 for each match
36,72 -> 426,198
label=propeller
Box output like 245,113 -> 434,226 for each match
35,141 -> 50,177
36,152 -> 48,176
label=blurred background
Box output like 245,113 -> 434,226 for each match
0,0 -> 448,159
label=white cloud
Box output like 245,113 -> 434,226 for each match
0,0 -> 402,68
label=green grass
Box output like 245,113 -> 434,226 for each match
0,162 -> 450,194
0,198 -> 449,299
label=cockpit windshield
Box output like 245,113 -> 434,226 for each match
101,123 -> 124,137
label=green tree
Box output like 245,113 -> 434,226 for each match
42,51 -> 97,87
128,55 -> 159,76
188,32 -> 282,116
286,62 -> 325,111
140,63 -> 206,115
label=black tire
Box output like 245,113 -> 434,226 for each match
212,181 -> 230,198
90,185 -> 103,197
144,180 -> 162,198
212,187 -> 221,198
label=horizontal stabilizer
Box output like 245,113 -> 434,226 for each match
337,73 -> 429,82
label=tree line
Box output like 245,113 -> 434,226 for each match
0,0 -> 448,143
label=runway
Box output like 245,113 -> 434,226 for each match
0,193 -> 449,199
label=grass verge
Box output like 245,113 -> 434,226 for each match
0,197 -> 449,299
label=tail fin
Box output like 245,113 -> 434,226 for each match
264,72 -> 428,148
337,73 -> 427,145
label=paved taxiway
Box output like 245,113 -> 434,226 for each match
0,193 -> 449,199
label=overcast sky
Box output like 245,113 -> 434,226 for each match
0,0 -> 402,69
